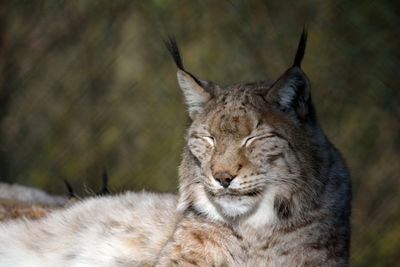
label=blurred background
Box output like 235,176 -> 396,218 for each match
0,0 -> 398,265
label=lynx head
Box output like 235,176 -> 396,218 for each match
166,30 -> 322,223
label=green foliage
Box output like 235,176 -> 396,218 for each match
0,0 -> 398,265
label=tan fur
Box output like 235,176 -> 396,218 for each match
156,35 -> 351,266
155,83 -> 350,266
0,199 -> 59,221
0,183 -> 68,221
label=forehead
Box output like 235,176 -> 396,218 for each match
195,81 -> 277,137
205,87 -> 263,137
208,105 -> 255,137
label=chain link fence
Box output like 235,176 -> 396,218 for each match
0,0 -> 398,266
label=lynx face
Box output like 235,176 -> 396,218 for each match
187,88 -> 299,218
166,33 -> 319,220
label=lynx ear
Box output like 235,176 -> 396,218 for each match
177,70 -> 215,118
266,29 -> 311,121
165,37 -> 218,119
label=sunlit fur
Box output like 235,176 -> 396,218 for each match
159,32 -> 351,266
159,76 -> 351,266
0,192 -> 179,266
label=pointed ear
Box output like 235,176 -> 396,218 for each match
165,36 -> 219,119
265,29 -> 312,121
266,67 -> 311,120
177,70 -> 216,119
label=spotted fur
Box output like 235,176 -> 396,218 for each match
158,30 -> 351,266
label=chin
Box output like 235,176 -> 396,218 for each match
211,193 -> 260,218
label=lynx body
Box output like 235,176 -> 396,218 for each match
0,192 -> 178,266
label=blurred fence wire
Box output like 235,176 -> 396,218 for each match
0,0 -> 398,266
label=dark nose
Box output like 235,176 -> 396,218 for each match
213,171 -> 236,188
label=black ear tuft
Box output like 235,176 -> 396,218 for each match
63,179 -> 78,199
97,169 -> 111,196
164,36 -> 185,70
164,36 -> 206,87
293,28 -> 308,68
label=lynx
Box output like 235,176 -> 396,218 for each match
157,30 -> 351,266
0,30 -> 351,266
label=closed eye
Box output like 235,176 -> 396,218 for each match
201,136 -> 216,146
242,134 -> 275,147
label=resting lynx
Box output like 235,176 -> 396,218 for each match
0,30 -> 351,266
157,29 -> 351,266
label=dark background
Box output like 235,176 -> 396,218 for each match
0,1 -> 399,266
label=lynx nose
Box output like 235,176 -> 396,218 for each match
213,171 -> 236,188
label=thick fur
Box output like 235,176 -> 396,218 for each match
158,81 -> 351,266
159,31 -> 351,266
0,199 -> 60,221
0,31 -> 351,266
0,192 -> 178,266
0,183 -> 68,221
